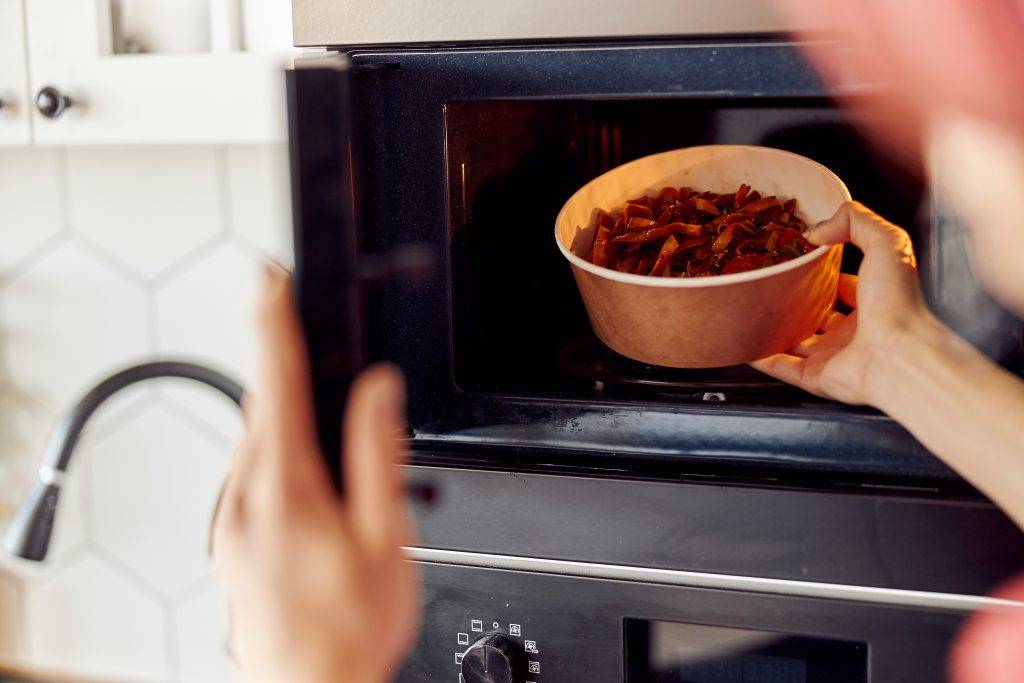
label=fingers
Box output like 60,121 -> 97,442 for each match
250,265 -> 325,487
788,334 -> 820,359
838,273 -> 858,308
805,201 -> 916,268
749,353 -> 816,393
210,436 -> 255,558
342,363 -> 410,549
821,310 -> 846,333
750,354 -> 832,399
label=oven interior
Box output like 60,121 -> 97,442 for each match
447,98 -> 933,405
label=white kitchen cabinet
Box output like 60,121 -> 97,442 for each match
24,0 -> 294,145
0,0 -> 32,146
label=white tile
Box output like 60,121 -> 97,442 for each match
174,579 -> 237,683
227,144 -> 293,265
0,570 -> 23,660
89,403 -> 230,596
156,243 -> 263,395
2,241 -> 148,413
25,555 -> 167,681
156,377 -> 244,447
66,147 -> 223,279
0,148 -> 64,275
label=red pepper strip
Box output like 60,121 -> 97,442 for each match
649,235 -> 680,276
734,183 -> 751,208
691,197 -> 720,215
708,212 -> 754,228
635,253 -> 655,275
734,238 -> 767,256
591,225 -> 616,267
674,236 -> 709,252
778,228 -> 801,247
617,254 -> 637,273
783,197 -> 797,214
596,210 -> 615,229
659,186 -> 681,202
612,215 -> 626,235
669,222 -> 703,237
722,254 -> 766,274
611,223 -> 700,245
711,225 -> 735,253
624,203 -> 653,221
741,196 -> 782,215
713,192 -> 735,209
626,217 -> 655,230
765,230 -> 780,252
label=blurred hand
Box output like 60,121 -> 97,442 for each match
213,267 -> 420,683
751,201 -> 946,406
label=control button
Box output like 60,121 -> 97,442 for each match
458,632 -> 470,645
460,633 -> 524,683
528,661 -> 540,674
509,624 -> 522,636
525,640 -> 538,654
471,619 -> 483,632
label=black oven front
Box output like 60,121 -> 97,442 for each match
286,38 -> 1024,682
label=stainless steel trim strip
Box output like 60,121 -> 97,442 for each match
405,547 -> 1024,613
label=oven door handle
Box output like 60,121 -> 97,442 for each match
287,59 -> 437,492
287,58 -> 366,490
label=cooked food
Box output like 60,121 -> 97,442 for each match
585,184 -> 816,277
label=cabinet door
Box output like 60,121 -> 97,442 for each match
0,0 -> 32,145
25,0 -> 290,145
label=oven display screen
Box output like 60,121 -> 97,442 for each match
625,619 -> 867,683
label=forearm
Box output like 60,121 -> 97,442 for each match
873,316 -> 1024,529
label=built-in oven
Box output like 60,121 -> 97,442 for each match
285,3 -> 1024,680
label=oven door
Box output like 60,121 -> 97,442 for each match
286,40 -> 1000,485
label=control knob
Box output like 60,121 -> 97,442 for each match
460,633 -> 525,683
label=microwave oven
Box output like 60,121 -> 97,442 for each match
285,3 -> 1024,680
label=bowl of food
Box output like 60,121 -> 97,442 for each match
554,145 -> 849,368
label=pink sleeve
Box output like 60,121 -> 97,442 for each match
949,575 -> 1024,683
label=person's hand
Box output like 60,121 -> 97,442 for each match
212,267 -> 420,683
751,201 -> 948,407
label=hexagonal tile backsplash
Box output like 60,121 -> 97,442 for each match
0,144 -> 291,682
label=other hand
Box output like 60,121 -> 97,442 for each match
212,267 -> 420,683
751,201 -> 947,407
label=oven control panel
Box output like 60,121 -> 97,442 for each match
397,560 -> 968,682
451,615 -> 543,682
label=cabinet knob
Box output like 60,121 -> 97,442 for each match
35,86 -> 72,119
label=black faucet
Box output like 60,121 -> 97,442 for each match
2,361 -> 243,562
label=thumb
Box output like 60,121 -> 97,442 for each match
343,363 -> 410,550
804,201 -> 916,267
